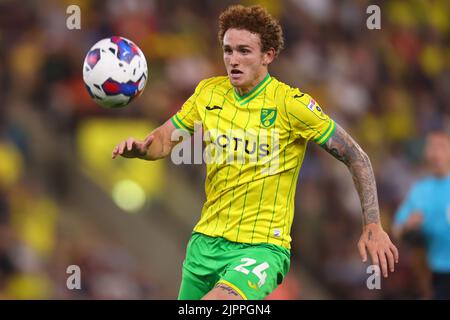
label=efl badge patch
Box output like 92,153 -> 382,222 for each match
306,98 -> 327,120
307,98 -> 316,111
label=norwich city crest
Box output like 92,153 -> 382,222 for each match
260,108 -> 277,128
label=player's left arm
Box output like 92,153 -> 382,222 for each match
320,123 -> 399,277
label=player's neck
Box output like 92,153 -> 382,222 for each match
235,72 -> 269,97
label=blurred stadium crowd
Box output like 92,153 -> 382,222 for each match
0,0 -> 449,299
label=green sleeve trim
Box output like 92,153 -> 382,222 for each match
317,120 -> 336,145
170,116 -> 181,130
171,115 -> 194,134
314,120 -> 332,143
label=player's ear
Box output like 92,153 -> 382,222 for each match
263,48 -> 275,66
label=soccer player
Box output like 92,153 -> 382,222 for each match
112,5 -> 398,300
393,130 -> 450,299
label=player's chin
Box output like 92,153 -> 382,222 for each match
228,75 -> 244,87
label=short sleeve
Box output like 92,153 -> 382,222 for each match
285,89 -> 336,145
171,80 -> 206,135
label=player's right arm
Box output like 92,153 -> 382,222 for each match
111,119 -> 180,161
112,78 -> 208,161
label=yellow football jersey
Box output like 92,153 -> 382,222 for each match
171,74 -> 335,249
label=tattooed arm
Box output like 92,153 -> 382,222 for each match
320,123 -> 399,277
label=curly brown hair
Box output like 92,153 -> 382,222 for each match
218,5 -> 284,56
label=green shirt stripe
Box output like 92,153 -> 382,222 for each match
266,172 -> 282,242
204,83 -> 232,231
235,90 -> 266,242
217,100 -> 240,237
281,156 -> 301,247
250,178 -> 266,243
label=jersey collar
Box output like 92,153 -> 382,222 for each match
233,73 -> 272,106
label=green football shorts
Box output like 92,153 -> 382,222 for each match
178,232 -> 290,300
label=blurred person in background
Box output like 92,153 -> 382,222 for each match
393,130 -> 450,299
112,4 -> 398,300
